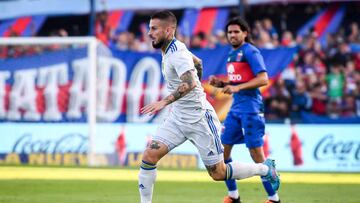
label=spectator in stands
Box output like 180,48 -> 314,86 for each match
47,29 -> 70,51
332,41 -> 352,66
313,56 -> 327,75
127,32 -> 140,51
262,18 -> 279,43
206,33 -> 219,49
113,31 -> 130,50
257,30 -> 276,49
190,32 -> 204,49
251,20 -> 263,44
214,30 -> 228,46
291,80 -> 312,118
327,100 -> 342,119
281,31 -> 297,47
299,51 -> 316,75
175,29 -> 190,47
344,60 -> 358,95
95,11 -> 111,46
355,83 -> 360,117
309,82 -> 328,115
347,22 -> 360,43
341,94 -> 356,117
265,79 -> 291,120
354,53 -> 360,71
136,23 -> 153,52
326,63 -> 345,104
301,30 -> 322,53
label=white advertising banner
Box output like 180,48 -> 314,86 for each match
0,123 -> 359,172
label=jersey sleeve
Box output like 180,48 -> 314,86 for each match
245,45 -> 267,75
170,50 -> 195,78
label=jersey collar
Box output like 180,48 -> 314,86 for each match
164,38 -> 176,55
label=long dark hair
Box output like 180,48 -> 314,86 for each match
225,17 -> 252,43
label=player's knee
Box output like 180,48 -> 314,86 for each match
209,171 -> 226,181
206,162 -> 227,181
142,149 -> 160,165
207,167 -> 226,181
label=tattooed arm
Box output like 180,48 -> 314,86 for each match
141,70 -> 197,114
163,69 -> 197,104
192,54 -> 203,80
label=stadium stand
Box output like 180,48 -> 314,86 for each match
1,2 -> 360,123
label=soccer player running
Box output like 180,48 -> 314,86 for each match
209,17 -> 281,203
138,11 -> 280,203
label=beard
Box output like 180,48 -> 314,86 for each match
232,43 -> 241,49
230,41 -> 242,49
229,39 -> 240,48
152,38 -> 165,49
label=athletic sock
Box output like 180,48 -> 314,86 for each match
228,190 -> 240,199
268,193 -> 280,201
226,161 -> 268,180
139,160 -> 157,203
261,175 -> 277,197
224,158 -> 239,199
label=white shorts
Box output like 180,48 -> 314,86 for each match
153,109 -> 224,166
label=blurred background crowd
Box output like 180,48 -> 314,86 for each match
1,2 -> 360,123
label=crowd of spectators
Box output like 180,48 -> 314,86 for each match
89,10 -> 360,122
0,28 -> 71,58
259,20 -> 360,122
1,5 -> 360,122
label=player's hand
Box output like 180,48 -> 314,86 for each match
222,85 -> 239,94
209,75 -> 223,87
141,100 -> 167,115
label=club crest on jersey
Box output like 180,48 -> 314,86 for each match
236,51 -> 243,61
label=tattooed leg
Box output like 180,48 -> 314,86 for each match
206,164 -> 218,176
139,140 -> 169,203
206,162 -> 228,181
149,141 -> 161,150
142,140 -> 169,165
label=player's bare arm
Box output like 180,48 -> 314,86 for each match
141,70 -> 196,115
222,71 -> 269,94
192,54 -> 203,80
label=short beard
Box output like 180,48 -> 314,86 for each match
231,42 -> 241,49
152,39 -> 165,49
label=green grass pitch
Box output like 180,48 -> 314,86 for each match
0,166 -> 359,203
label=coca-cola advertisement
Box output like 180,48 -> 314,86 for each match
0,123 -> 359,171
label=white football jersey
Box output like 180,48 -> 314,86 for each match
162,39 -> 212,123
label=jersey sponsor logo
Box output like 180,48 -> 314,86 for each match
227,63 -> 242,82
226,62 -> 255,83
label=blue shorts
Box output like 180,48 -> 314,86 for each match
221,112 -> 265,148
